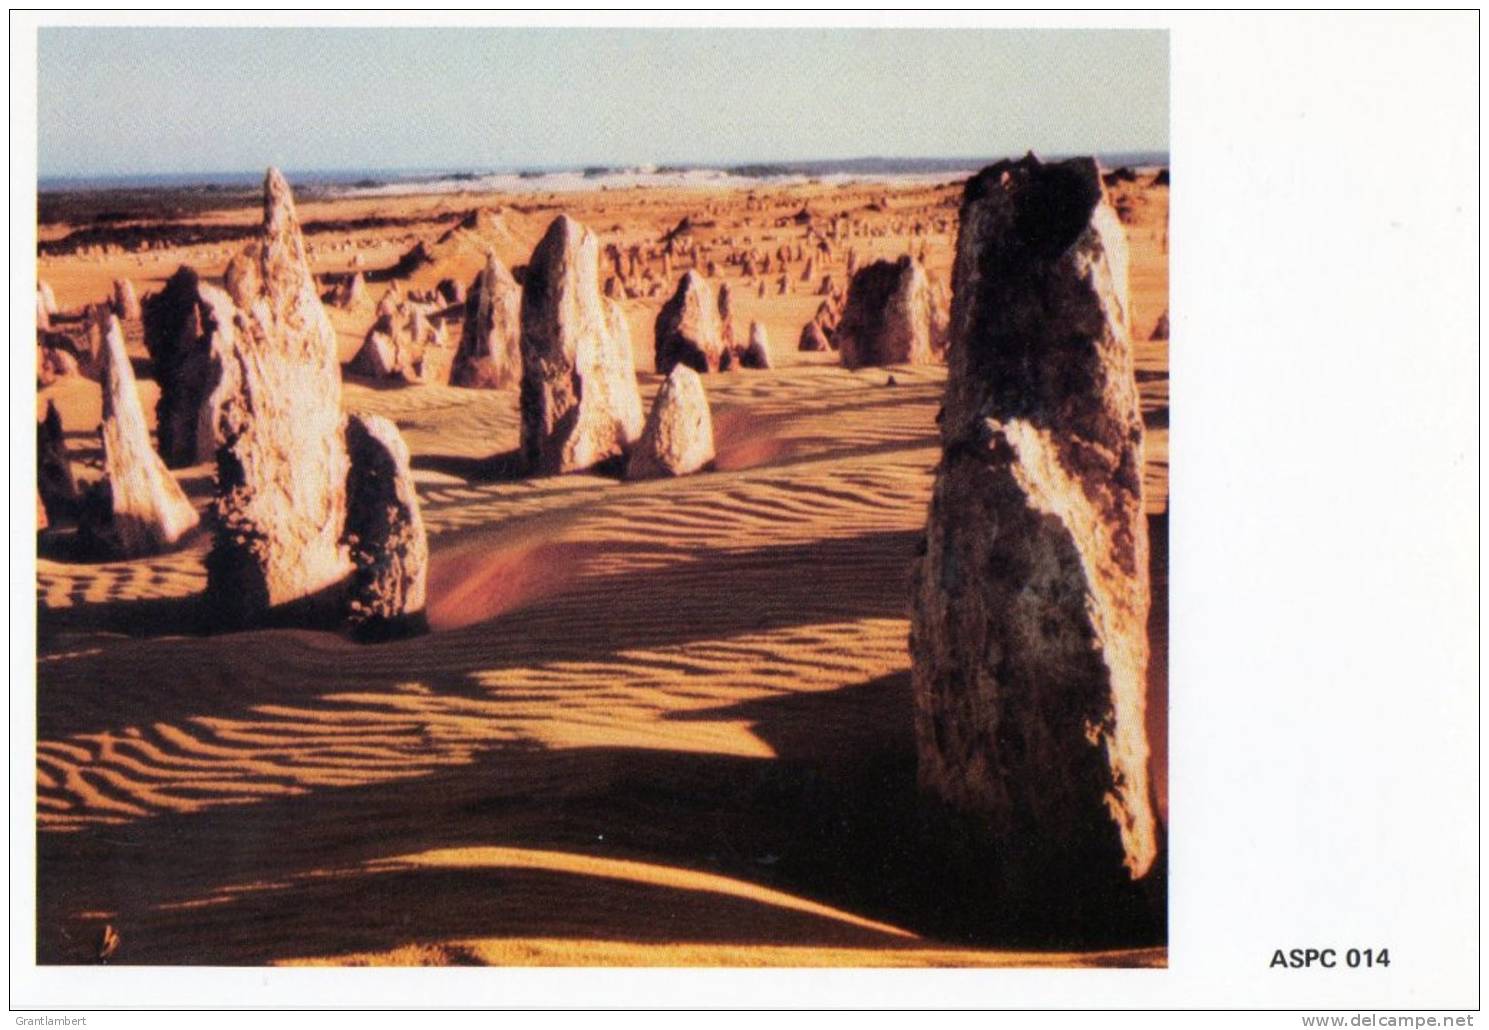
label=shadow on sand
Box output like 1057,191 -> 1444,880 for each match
38,669 -> 1163,965
36,516 -> 1168,964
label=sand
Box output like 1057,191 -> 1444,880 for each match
34,172 -> 1169,966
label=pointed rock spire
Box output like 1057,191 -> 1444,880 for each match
654,271 -> 725,375
207,168 -> 351,625
111,278 -> 142,320
519,214 -> 643,474
79,315 -> 199,556
740,321 -> 772,369
37,399 -> 79,525
450,251 -> 522,389
343,413 -> 428,637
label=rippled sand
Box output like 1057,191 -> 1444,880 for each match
35,174 -> 1168,966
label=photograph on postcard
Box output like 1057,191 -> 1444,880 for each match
31,26 -> 1170,968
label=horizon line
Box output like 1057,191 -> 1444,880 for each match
38,149 -> 1173,186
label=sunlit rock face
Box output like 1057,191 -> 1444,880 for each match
206,168 -> 353,625
627,365 -> 715,480
451,251 -> 522,389
654,270 -> 727,375
79,315 -> 200,557
519,214 -> 643,475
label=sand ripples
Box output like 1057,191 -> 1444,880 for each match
35,176 -> 1170,966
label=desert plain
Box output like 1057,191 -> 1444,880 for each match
34,165 -> 1168,966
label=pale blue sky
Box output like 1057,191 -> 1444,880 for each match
38,28 -> 1167,177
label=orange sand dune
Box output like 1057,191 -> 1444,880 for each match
35,174 -> 1168,966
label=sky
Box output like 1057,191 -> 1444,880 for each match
37,28 -> 1168,178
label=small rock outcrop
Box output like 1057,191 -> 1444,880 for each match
717,280 -> 737,349
798,319 -> 831,352
450,252 -> 522,389
142,266 -> 243,467
333,272 -> 370,309
1150,310 -> 1169,341
37,399 -> 79,524
627,365 -> 715,480
519,214 -> 644,475
835,255 -> 935,369
112,278 -> 142,320
814,298 -> 842,336
654,271 -> 726,375
376,286 -> 401,320
909,154 -> 1158,935
79,315 -> 200,557
740,321 -> 772,369
36,336 -> 80,385
347,301 -> 438,382
928,275 -> 952,355
82,304 -> 112,369
342,413 -> 428,637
